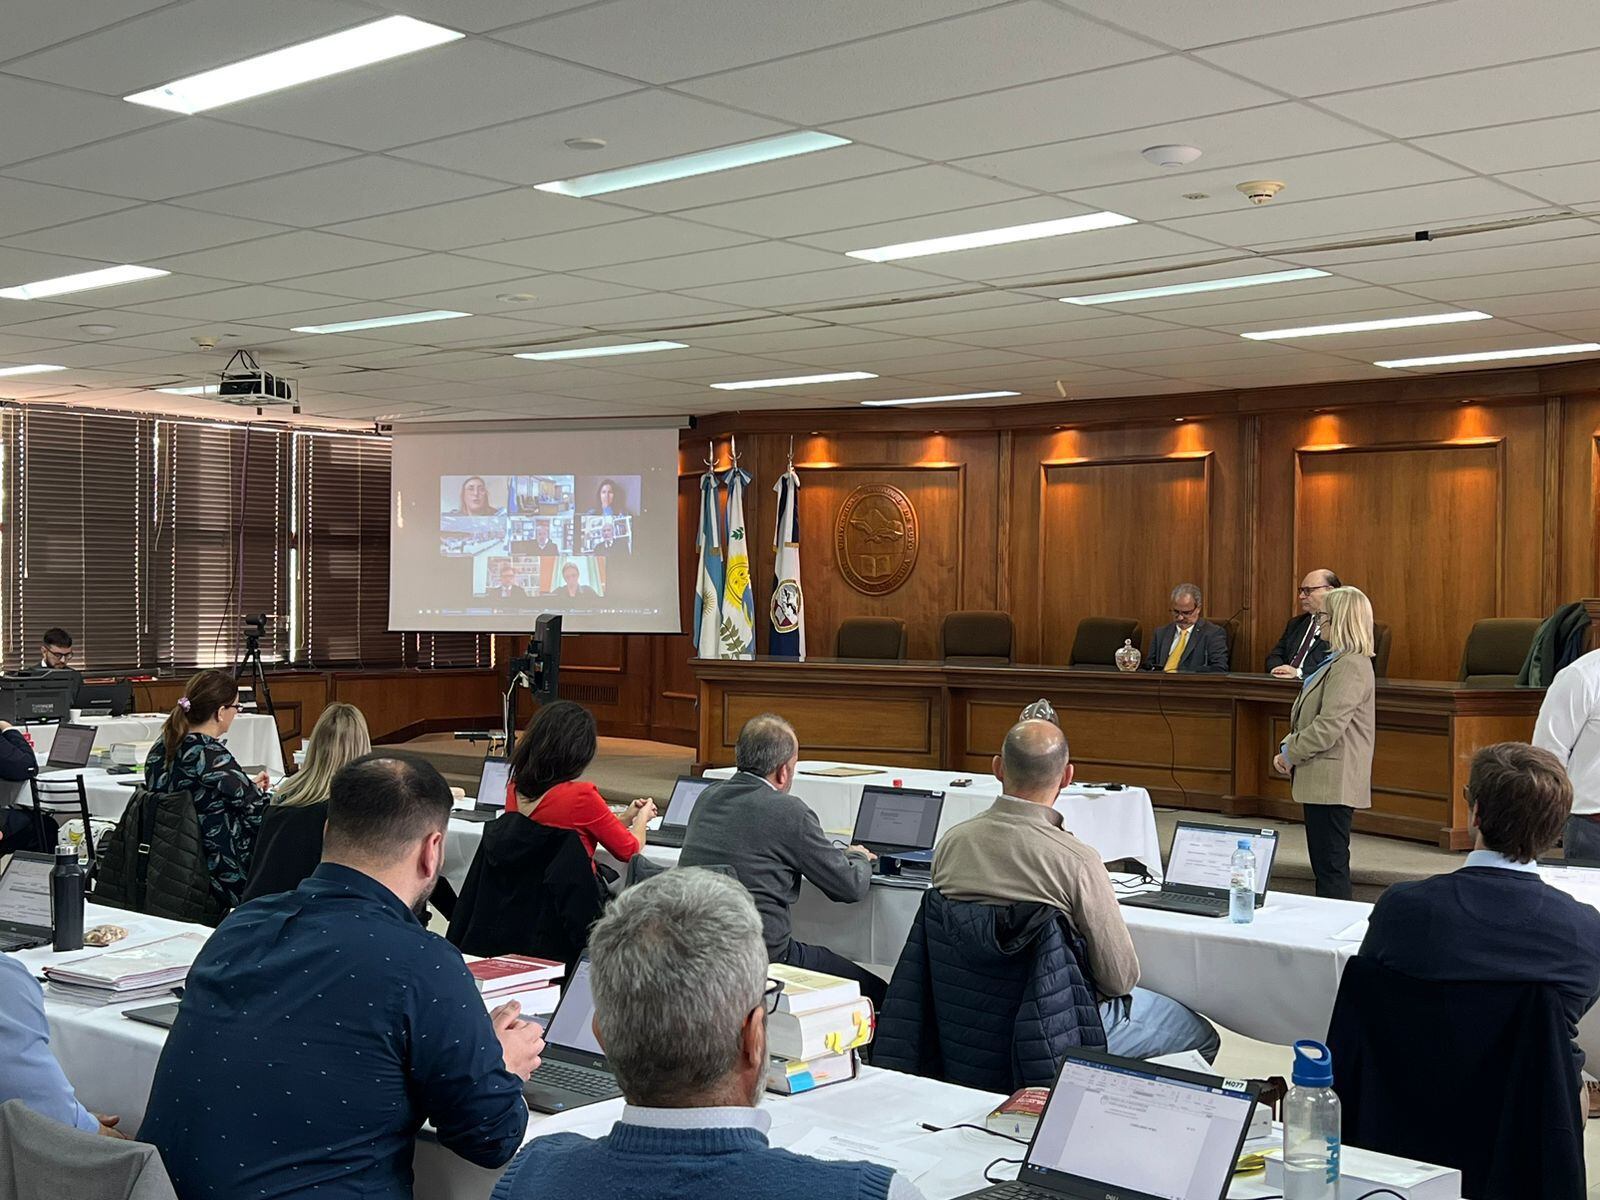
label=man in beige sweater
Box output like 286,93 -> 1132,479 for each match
934,718 -> 1219,1061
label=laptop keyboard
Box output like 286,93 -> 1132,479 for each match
527,1061 -> 619,1098
0,933 -> 41,952
973,1184 -> 1054,1200
1124,892 -> 1229,916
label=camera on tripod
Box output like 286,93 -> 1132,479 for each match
243,613 -> 271,640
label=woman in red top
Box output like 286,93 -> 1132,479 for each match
510,700 -> 656,867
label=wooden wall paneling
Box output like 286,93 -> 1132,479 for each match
1293,439 -> 1505,681
331,668 -> 501,742
1037,453 -> 1212,665
1557,394 -> 1600,600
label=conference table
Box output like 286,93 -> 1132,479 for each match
18,712 -> 286,826
703,761 -> 1165,879
694,657 -> 1544,849
22,904 -> 1454,1200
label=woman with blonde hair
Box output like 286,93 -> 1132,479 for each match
240,703 -> 370,903
1273,586 -> 1377,899
144,669 -> 269,908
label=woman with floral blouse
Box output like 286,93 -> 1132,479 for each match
144,669 -> 269,907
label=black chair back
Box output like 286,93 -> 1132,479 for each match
1327,956 -> 1584,1200
29,775 -> 94,870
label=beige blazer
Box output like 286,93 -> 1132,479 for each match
1284,651 -> 1376,809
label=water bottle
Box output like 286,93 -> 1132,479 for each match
1228,838 -> 1256,924
51,844 -> 84,953
1283,1040 -> 1340,1200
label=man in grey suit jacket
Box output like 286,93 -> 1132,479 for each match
679,713 -> 885,1007
1144,584 -> 1231,674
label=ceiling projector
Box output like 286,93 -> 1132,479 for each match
215,350 -> 298,413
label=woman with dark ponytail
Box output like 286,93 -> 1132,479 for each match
144,669 -> 269,907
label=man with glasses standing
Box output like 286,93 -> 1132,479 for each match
1267,569 -> 1341,678
491,867 -> 926,1200
1144,583 -> 1230,673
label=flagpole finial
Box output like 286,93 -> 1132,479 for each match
786,433 -> 794,470
704,440 -> 716,470
730,432 -> 740,465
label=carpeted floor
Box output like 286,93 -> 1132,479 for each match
401,733 -> 1464,898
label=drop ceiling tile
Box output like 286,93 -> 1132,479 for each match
998,327 -> 1235,358
27,341 -> 177,369
680,2 -> 1161,124
6,0 -> 379,96
1415,114 -> 1600,175
943,312 -> 1188,348
1470,287 -> 1600,317
0,333 -> 74,358
693,326 -> 901,355
822,289 -> 1044,328
271,253 -> 531,302
1333,231 -> 1600,285
1406,262 -> 1600,302
1498,161 -> 1600,207
1161,178 -> 1542,247
875,229 -> 1226,287
176,157 -> 503,228
680,264 -> 956,308
154,231 -> 421,284
614,145 -> 922,215
794,196 -> 1103,255
954,103 -> 1380,196
4,306 -> 210,342
1062,0 -> 1436,49
365,0 -> 597,32
515,290 -> 736,328
124,285 -> 362,322
217,39 -> 635,152
1148,284 -> 1439,328
0,245 -> 167,292
5,202 -> 287,262
0,177 -> 137,238
1063,144 -> 1468,224
834,57 -> 1280,161
0,0 -> 175,61
8,121 -> 356,202
763,336 -> 971,367
582,242 -> 844,290
1318,50 -> 1600,137
683,165 -> 1036,240
503,0 -> 1008,83
453,276 -> 647,316
456,216 -> 757,272
1195,0 -> 1600,95
0,75 -> 166,168
323,189 -> 633,251
393,90 -> 781,187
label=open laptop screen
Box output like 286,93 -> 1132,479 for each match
1024,1054 -> 1256,1200
0,852 -> 54,929
476,757 -> 511,810
662,776 -> 711,827
46,723 -> 96,769
544,957 -> 603,1056
1165,823 -> 1277,898
852,785 -> 942,852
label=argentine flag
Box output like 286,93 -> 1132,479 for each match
693,468 -> 723,659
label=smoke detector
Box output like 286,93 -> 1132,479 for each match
1142,144 -> 1202,168
1236,180 -> 1286,205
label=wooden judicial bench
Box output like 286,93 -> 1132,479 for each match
693,658 -> 1547,850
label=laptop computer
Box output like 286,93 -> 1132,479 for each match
953,1049 -> 1260,1200
647,775 -> 713,848
45,723 -> 96,770
0,851 -> 55,952
123,1001 -> 182,1030
454,756 -> 512,823
523,955 -> 622,1114
1119,821 -> 1279,918
852,784 -> 943,865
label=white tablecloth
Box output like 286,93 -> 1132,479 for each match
703,762 -> 1165,878
27,906 -> 1448,1200
31,712 -> 284,773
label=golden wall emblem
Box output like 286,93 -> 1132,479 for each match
835,484 -> 918,595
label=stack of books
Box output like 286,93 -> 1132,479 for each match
764,964 -> 875,1095
43,932 -> 209,1006
463,953 -> 564,1018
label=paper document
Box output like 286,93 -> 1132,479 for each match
783,1128 -> 940,1180
1332,919 -> 1369,943
800,766 -> 883,778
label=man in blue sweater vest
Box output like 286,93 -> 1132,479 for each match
492,868 -> 925,1200
1360,741 -> 1600,1086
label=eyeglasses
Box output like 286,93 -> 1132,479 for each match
1170,608 -> 1198,618
759,979 -> 785,1015
42,647 -> 73,661
1297,585 -> 1331,596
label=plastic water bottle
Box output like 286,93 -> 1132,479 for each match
1283,1040 -> 1341,1200
1228,839 -> 1256,924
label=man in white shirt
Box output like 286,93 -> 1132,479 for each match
1534,648 -> 1600,861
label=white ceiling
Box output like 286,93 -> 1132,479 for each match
2,0 -> 1600,423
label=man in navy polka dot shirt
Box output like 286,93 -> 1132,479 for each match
141,752 -> 544,1199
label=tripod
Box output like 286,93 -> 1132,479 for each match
234,631 -> 276,718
